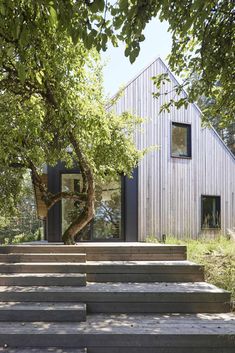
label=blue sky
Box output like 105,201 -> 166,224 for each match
102,18 -> 172,96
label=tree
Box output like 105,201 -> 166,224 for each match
1,1 -> 234,243
1,1 -> 233,124
198,95 -> 235,155
0,1 -> 143,244
0,173 -> 41,244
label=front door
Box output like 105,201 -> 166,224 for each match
61,174 -> 123,241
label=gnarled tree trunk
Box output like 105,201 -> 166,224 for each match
31,132 -> 95,245
62,132 -> 95,245
62,171 -> 95,245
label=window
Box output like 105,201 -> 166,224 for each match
171,122 -> 191,158
61,174 -> 122,240
201,196 -> 221,229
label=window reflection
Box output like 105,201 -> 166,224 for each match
172,123 -> 191,157
61,174 -> 122,240
202,196 -> 221,229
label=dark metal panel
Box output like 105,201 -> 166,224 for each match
47,164 -> 61,242
124,168 -> 138,242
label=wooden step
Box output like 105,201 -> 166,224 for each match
84,348 -> 234,353
0,282 -> 230,313
0,261 -> 204,282
0,302 -> 86,322
0,273 -> 86,286
0,349 -> 87,353
0,313 -> 234,351
0,243 -> 187,261
0,253 -> 86,263
85,260 -> 204,282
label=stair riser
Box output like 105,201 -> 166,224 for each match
86,254 -> 187,261
87,302 -> 231,313
0,265 -> 87,273
0,334 -> 234,349
89,348 -> 235,353
0,310 -> 86,322
0,277 -> 86,286
0,253 -> 187,261
87,273 -> 204,282
0,347 -> 88,353
0,245 -> 187,256
0,349 -> 232,353
0,349 -> 87,353
0,254 -> 86,263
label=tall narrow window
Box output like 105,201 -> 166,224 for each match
171,122 -> 191,158
201,196 -> 221,229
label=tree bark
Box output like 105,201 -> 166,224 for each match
62,132 -> 95,245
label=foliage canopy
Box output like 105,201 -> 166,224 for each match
0,0 -> 142,243
1,0 -> 233,125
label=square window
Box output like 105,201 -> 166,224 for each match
201,196 -> 221,229
171,122 -> 191,158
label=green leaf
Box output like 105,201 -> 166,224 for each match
35,72 -> 42,85
119,0 -> 128,10
16,62 -> 26,83
6,46 -> 14,58
19,27 -> 29,47
0,2 -> 5,15
49,6 -> 58,26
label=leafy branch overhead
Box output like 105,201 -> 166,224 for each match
0,0 -> 235,125
1,1 -> 234,124
0,0 -> 143,244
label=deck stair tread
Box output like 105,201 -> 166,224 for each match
0,260 -> 201,267
0,281 -> 230,313
0,243 -> 186,249
0,282 -> 229,294
0,313 -> 234,335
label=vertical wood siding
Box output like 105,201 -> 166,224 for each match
112,58 -> 235,240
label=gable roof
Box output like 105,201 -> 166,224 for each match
112,56 -> 235,161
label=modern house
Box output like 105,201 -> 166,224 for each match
36,57 -> 235,242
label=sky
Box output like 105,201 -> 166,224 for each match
102,18 -> 172,97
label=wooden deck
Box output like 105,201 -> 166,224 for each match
0,242 -> 187,261
0,242 -> 234,352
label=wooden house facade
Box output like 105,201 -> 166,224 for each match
113,57 -> 235,240
39,57 -> 235,242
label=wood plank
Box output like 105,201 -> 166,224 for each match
0,253 -> 86,263
0,302 -> 86,322
0,313 -> 234,347
0,273 -> 86,286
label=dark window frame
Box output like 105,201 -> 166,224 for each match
171,122 -> 192,159
201,195 -> 221,230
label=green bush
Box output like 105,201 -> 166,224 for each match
1,227 -> 42,245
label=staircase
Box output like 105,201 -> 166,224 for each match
0,242 -> 234,353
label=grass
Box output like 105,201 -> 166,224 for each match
146,235 -> 235,302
